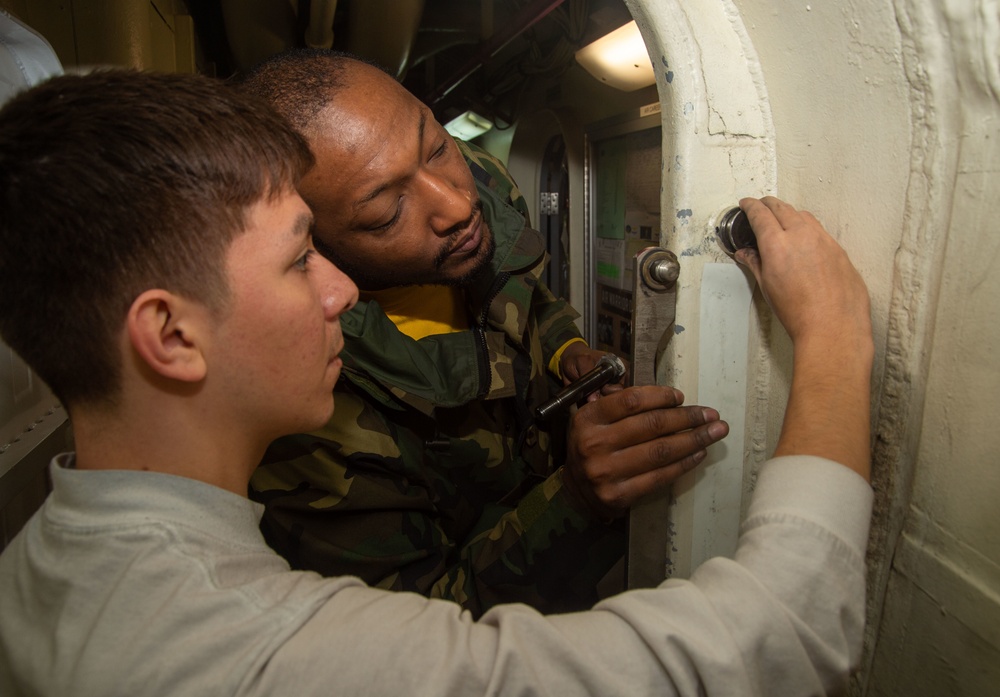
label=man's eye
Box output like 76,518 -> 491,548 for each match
367,205 -> 402,232
294,249 -> 315,271
430,141 -> 448,160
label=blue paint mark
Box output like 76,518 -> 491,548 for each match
674,324 -> 686,334
661,56 -> 669,67
665,71 -> 674,83
680,247 -> 697,257
674,155 -> 683,170
683,102 -> 694,116
676,209 -> 693,218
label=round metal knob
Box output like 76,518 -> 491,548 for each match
716,207 -> 758,254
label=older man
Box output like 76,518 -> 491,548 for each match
243,52 -> 730,615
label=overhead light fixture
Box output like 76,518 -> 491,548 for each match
574,20 -> 656,92
444,110 -> 493,141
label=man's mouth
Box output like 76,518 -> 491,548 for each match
450,217 -> 482,255
439,205 -> 485,263
328,335 -> 344,367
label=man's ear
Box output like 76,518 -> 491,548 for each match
127,290 -> 209,383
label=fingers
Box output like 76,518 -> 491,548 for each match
574,387 -> 716,454
600,416 -> 729,481
576,385 -> 686,425
559,344 -> 608,384
564,386 -> 731,518
734,246 -> 762,282
598,382 -> 625,397
739,196 -> 778,239
736,198 -> 780,286
583,382 -> 623,405
605,447 -> 711,506
736,195 -> 871,345
564,416 -> 730,518
739,196 -> 802,253
758,195 -> 801,226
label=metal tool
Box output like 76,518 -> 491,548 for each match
629,247 -> 680,388
535,353 -> 626,420
716,207 -> 758,254
627,246 -> 681,589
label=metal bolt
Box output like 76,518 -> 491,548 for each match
638,248 -> 680,291
650,258 -> 680,285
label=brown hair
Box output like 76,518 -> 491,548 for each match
0,69 -> 314,407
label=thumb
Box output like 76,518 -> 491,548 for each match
734,247 -> 762,283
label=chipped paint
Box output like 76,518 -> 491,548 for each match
624,0 -> 778,588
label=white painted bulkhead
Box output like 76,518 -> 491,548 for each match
511,0 -> 999,692
627,1 -> 1000,693
0,1 -> 997,693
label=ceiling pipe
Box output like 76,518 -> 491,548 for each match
346,0 -> 424,78
219,0 -> 297,72
424,0 -> 566,106
305,0 -> 339,49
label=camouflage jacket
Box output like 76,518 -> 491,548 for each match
250,141 -> 626,617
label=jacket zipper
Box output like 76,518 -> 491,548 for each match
475,270 -> 510,398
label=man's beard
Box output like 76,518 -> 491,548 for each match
432,226 -> 497,287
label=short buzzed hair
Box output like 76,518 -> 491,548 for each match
240,49 -> 388,133
0,69 -> 314,408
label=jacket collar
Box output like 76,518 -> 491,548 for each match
339,181 -> 546,415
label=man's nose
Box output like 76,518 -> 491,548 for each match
319,255 -> 359,320
421,171 -> 473,235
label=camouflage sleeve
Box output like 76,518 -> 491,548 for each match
250,385 -> 625,618
441,469 -> 627,616
533,275 -> 586,367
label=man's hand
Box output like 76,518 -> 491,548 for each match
736,196 -> 873,480
736,197 -> 872,349
561,386 -> 729,520
559,342 -> 629,402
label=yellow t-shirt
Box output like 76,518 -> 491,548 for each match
365,285 -> 585,379
365,285 -> 468,341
